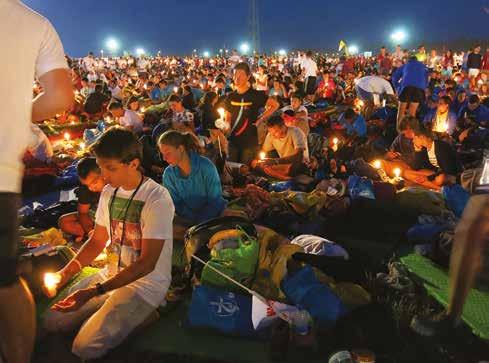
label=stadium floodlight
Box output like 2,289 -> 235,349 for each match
391,29 -> 408,43
135,48 -> 146,56
240,42 -> 250,54
106,38 -> 119,53
348,45 -> 359,54
203,51 -> 210,58
278,49 -> 287,56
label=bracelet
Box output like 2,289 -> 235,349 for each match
95,282 -> 106,296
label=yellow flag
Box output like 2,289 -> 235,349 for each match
338,40 -> 346,51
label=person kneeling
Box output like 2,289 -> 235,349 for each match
42,127 -> 175,360
403,128 -> 461,190
251,115 -> 308,180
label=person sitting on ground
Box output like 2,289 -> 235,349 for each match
158,130 -> 226,240
403,128 -> 461,190
108,98 -> 143,134
43,127 -> 175,360
338,107 -> 367,139
83,84 -> 109,118
280,92 -> 310,136
423,95 -> 457,136
199,91 -> 219,130
457,94 -> 489,129
252,115 -> 308,179
58,157 -> 105,243
166,94 -> 195,133
383,115 -> 419,174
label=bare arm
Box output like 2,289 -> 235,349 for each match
99,238 -> 165,293
32,69 -> 74,122
77,204 -> 94,235
256,97 -> 280,125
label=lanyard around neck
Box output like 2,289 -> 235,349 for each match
108,175 -> 145,270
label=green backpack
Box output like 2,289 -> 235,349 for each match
200,227 -> 259,291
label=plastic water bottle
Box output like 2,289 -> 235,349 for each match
291,309 -> 311,335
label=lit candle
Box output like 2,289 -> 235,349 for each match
141,106 -> 146,113
44,272 -> 61,297
393,168 -> 401,178
372,160 -> 382,169
274,91 -> 278,96
79,142 -> 86,150
217,107 -> 225,121
64,132 -> 71,141
200,83 -> 204,89
70,121 -> 75,125
173,86 -> 178,93
333,137 -> 339,146
259,151 -> 266,160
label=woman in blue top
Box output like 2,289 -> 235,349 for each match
158,130 -> 226,240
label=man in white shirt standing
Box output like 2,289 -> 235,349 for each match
0,1 -> 73,362
302,51 -> 318,98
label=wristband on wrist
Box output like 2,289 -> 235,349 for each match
95,282 -> 106,296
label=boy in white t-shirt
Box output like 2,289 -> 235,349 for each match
43,127 -> 175,360
108,100 -> 144,134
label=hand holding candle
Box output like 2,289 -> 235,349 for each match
372,160 -> 382,169
44,272 -> 62,298
393,167 -> 401,179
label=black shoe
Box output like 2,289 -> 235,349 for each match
410,312 -> 458,337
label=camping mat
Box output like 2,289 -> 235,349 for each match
131,301 -> 272,363
37,266 -> 100,319
400,254 -> 489,340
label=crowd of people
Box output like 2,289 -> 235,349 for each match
2,2 -> 488,360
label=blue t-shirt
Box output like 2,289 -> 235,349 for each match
162,152 -> 226,224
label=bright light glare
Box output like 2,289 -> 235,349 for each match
135,48 -> 145,56
240,42 -> 250,54
106,38 -> 119,52
203,51 -> 210,58
348,45 -> 359,54
391,30 -> 407,43
278,49 -> 287,56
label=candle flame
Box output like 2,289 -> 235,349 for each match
393,168 -> 401,178
44,272 -> 61,290
259,152 -> 266,160
217,108 -> 225,119
333,137 -> 339,145
64,132 -> 70,141
373,160 -> 382,169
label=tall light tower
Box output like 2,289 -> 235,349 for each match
250,0 -> 260,53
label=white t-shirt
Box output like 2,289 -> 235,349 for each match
0,0 -> 68,193
302,58 -> 318,78
262,126 -> 309,161
427,143 -> 439,169
27,124 -> 53,162
119,110 -> 143,133
95,178 -> 175,307
355,76 -> 395,95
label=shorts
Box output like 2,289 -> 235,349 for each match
399,86 -> 425,104
0,193 -> 20,286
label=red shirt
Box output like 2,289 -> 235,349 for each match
318,79 -> 336,99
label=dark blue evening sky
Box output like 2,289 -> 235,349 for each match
24,0 -> 489,57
